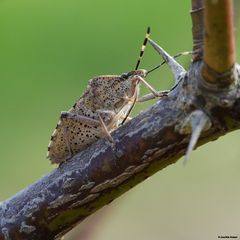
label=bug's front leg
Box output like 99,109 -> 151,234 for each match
96,110 -> 114,143
137,90 -> 169,102
135,75 -> 169,102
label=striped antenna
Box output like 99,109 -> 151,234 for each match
135,27 -> 150,70
121,27 -> 150,126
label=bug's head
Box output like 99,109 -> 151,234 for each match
118,69 -> 147,99
121,69 -> 147,80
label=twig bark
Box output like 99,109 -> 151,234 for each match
0,1 -> 239,239
191,0 -> 204,61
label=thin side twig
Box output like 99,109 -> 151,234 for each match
191,0 -> 204,61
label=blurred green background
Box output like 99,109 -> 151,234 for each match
0,1 -> 239,239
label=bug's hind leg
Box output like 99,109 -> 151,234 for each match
137,90 -> 169,102
96,110 -> 114,143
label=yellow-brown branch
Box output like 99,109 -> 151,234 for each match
202,0 -> 236,86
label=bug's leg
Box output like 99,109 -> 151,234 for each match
135,75 -> 169,102
96,109 -> 115,127
96,108 -> 131,128
137,91 -> 169,102
96,109 -> 116,119
125,117 -> 132,121
96,111 -> 114,143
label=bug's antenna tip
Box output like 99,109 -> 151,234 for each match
135,27 -> 151,70
147,26 -> 151,34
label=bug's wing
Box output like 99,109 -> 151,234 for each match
47,120 -> 70,164
47,113 -> 102,164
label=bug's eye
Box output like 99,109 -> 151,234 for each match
120,73 -> 128,79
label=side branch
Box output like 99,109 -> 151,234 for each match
202,0 -> 236,86
0,62 -> 240,240
191,0 -> 204,61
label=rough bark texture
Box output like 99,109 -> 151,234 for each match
0,1 -> 239,239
